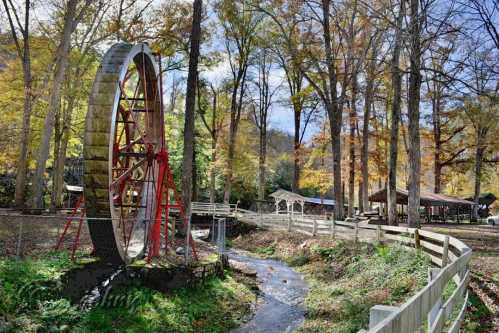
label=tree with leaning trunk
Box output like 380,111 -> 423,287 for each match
197,82 -> 225,204
348,74 -> 358,218
217,0 -> 261,203
31,0 -> 93,209
407,0 -> 422,228
182,0 -> 202,215
387,0 -> 405,226
251,46 -> 279,211
2,0 -> 32,209
51,1 -> 111,210
361,30 -> 381,213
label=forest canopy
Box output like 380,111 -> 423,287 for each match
0,0 -> 497,220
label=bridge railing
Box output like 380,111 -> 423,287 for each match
237,212 -> 471,333
191,202 -> 237,216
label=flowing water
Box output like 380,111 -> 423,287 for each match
228,250 -> 308,333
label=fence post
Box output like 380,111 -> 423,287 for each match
442,236 -> 450,267
414,229 -> 421,249
16,220 -> 24,258
376,224 -> 382,243
331,219 -> 336,239
312,219 -> 317,236
428,268 -> 442,332
369,305 -> 398,329
287,214 -> 292,232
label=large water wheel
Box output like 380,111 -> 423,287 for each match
83,43 -> 167,264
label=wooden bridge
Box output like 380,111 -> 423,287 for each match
234,209 -> 471,333
191,202 -> 237,217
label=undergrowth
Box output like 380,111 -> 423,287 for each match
0,252 -> 255,333
294,242 -> 431,333
233,231 -> 432,333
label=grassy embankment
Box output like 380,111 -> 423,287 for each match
0,251 -> 255,333
233,230 -> 434,333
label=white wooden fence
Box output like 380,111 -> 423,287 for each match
190,202 -> 237,216
237,212 -> 472,333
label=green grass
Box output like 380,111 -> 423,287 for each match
74,276 -> 254,333
293,243 -> 431,333
0,252 -> 255,333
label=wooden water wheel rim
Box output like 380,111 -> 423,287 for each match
84,43 -> 162,264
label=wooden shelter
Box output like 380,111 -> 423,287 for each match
269,189 -> 305,216
368,188 -> 475,223
269,189 -> 337,216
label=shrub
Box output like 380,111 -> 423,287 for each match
286,254 -> 310,267
255,244 -> 275,256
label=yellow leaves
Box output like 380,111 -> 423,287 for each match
299,168 -> 332,195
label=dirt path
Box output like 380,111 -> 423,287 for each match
228,249 -> 308,333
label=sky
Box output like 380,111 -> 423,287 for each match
2,0 -> 496,144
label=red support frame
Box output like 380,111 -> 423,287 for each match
146,149 -> 198,262
146,52 -> 197,262
55,195 -> 88,261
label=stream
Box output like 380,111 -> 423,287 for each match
228,250 -> 308,333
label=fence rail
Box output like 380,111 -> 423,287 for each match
191,202 -> 236,216
237,212 -> 471,333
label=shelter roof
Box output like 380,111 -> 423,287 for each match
269,189 -> 305,203
368,188 -> 475,207
269,189 -> 336,206
464,193 -> 497,206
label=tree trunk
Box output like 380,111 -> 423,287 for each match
432,87 -> 442,193
387,0 -> 405,226
54,119 -> 72,209
191,145 -> 198,202
223,66 -> 247,203
209,92 -> 218,204
473,128 -> 486,219
210,142 -> 217,203
3,0 -> 33,209
181,0 -> 202,214
31,0 -> 79,209
15,55 -> 32,209
322,0 -> 343,220
292,101 -> 301,193
258,124 -> 267,203
358,180 -> 363,212
348,76 -> 358,217
51,108 -> 62,212
407,0 -> 422,228
361,43 -> 377,212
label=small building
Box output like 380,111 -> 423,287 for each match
269,189 -> 337,216
368,188 -> 475,223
